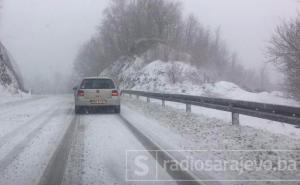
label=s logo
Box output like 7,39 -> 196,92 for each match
134,155 -> 149,176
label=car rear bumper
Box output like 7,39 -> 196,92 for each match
75,97 -> 120,106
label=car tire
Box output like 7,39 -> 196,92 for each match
75,106 -> 81,114
115,105 -> 121,114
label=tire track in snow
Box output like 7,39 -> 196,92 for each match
0,108 -> 62,173
39,112 -> 206,185
0,104 -> 58,149
0,97 -> 51,119
61,115 -> 85,185
38,115 -> 79,185
0,96 -> 44,109
119,115 -> 209,185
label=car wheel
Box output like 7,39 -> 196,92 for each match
115,105 -> 121,114
75,106 -> 81,114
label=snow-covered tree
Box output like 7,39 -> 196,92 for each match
73,0 -> 265,91
268,14 -> 300,99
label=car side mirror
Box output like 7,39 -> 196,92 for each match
73,86 -> 78,91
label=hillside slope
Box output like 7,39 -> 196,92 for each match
0,42 -> 26,97
101,57 -> 298,106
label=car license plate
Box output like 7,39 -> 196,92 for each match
90,99 -> 106,104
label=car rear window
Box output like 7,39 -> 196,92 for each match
80,79 -> 115,89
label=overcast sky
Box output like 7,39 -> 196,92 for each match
0,0 -> 299,87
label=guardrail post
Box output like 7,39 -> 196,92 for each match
162,100 -> 165,107
147,97 -> 150,103
186,104 -> 191,113
232,112 -> 240,125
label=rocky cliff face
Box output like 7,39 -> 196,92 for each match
0,42 -> 25,94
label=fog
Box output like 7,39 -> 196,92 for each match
0,0 -> 108,90
183,0 -> 300,82
0,0 -> 299,90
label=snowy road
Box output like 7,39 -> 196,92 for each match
0,96 -> 180,185
1,95 -> 299,185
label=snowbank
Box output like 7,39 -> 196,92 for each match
102,58 -> 298,106
0,79 -> 30,105
199,81 -> 298,106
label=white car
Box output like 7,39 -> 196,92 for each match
74,77 -> 121,114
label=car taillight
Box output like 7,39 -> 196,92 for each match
77,90 -> 85,96
112,90 -> 119,96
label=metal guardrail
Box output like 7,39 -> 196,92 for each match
122,90 -> 300,126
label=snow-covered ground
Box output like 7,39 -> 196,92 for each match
121,96 -> 300,184
125,95 -> 300,138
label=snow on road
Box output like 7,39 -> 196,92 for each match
0,96 -> 74,185
63,114 -> 176,185
0,94 -> 299,185
0,96 -> 64,138
0,95 -> 178,185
